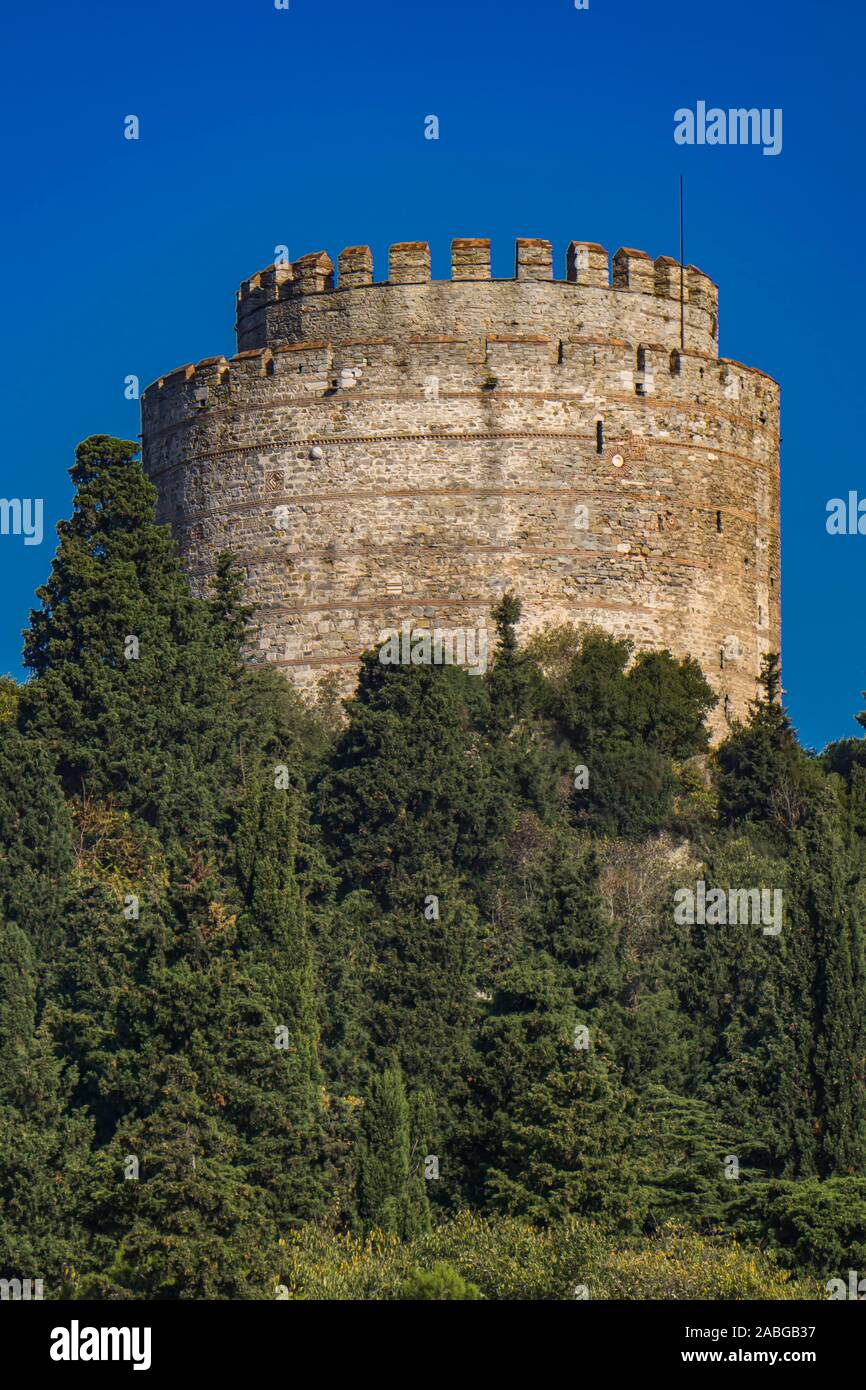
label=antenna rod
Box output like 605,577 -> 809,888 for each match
679,174 -> 685,352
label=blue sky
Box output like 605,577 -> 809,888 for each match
0,0 -> 862,750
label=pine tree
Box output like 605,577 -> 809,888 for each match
315,651 -> 507,907
83,1056 -> 276,1300
716,653 -> 815,830
486,592 -> 539,735
486,819 -> 620,1016
466,961 -> 641,1225
50,860 -> 172,1143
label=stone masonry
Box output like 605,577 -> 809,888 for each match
141,237 -> 780,734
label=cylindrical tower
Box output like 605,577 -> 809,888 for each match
141,236 -> 780,733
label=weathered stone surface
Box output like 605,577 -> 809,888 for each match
143,237 -> 779,737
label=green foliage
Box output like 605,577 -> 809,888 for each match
592,1223 -> 821,1300
397,1261 -> 483,1299
524,625 -> 716,836
0,724 -> 71,966
466,960 -> 641,1225
716,653 -> 818,832
357,1065 -> 430,1239
79,1058 -> 277,1300
19,437 -> 242,860
0,921 -> 93,1286
731,1178 -> 866,1277
315,649 -> 506,904
276,1213 -> 820,1301
1,436 -> 863,1300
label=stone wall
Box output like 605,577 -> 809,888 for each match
141,237 -> 780,735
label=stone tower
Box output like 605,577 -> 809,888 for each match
141,237 -> 780,731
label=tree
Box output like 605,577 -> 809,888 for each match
0,920 -> 92,1288
19,437 -> 241,858
81,1057 -> 276,1300
788,795 -> 866,1175
227,776 -> 328,1224
486,592 -> 539,735
524,625 -> 715,837
397,1263 -> 483,1299
466,961 -> 641,1225
0,725 -> 71,967
357,1064 -> 430,1239
716,653 -> 814,830
316,650 -> 506,907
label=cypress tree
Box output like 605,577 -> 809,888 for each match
229,776 -> 328,1223
788,794 -> 866,1175
0,724 -> 71,967
0,920 -> 92,1288
356,1064 -> 430,1239
19,436 -> 240,857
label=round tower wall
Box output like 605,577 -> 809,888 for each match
141,238 -> 780,736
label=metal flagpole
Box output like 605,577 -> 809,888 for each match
679,174 -> 685,351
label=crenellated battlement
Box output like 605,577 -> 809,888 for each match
141,236 -> 779,738
234,237 -> 717,305
233,237 -> 719,360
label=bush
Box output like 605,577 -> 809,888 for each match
278,1226 -> 412,1300
397,1263 -> 483,1300
420,1212 -> 606,1301
592,1224 -> 822,1300
732,1179 -> 866,1278
277,1213 -> 605,1300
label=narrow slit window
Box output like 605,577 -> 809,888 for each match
596,421 -> 604,454
716,510 -> 723,532
670,349 -> 681,375
637,345 -> 646,373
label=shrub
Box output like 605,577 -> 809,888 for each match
592,1224 -> 822,1300
397,1263 -> 483,1300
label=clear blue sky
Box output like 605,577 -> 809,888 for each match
1,0 -> 862,751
